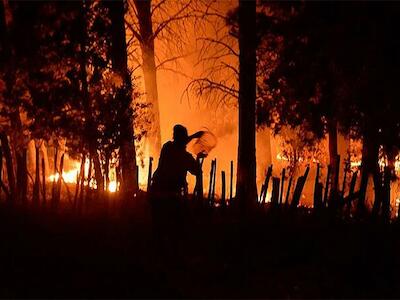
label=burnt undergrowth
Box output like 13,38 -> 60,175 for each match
1,195 -> 400,298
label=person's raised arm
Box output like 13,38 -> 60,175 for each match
186,131 -> 205,144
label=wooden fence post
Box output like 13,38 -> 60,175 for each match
313,163 -> 322,210
346,171 -> 358,209
194,157 -> 204,200
261,165 -> 273,203
230,160 -> 233,203
221,171 -> 226,208
279,168 -> 286,205
271,177 -> 280,206
323,165 -> 332,207
33,146 -> 40,207
55,153 -> 64,208
382,166 -> 391,221
208,159 -> 217,206
211,159 -> 217,205
329,155 -> 341,207
147,157 -> 153,192
42,157 -> 46,207
290,166 -> 310,209
51,147 -> 58,207
285,176 -> 293,206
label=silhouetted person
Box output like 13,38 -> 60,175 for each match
151,124 -> 204,196
150,125 -> 205,261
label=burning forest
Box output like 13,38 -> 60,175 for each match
1,0 -> 400,298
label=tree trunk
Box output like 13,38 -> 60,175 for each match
16,149 -> 28,204
77,2 -> 104,195
55,153 -> 64,207
0,145 -> 3,200
134,0 -> 162,158
0,0 -> 6,54
51,146 -> 58,207
358,132 -> 379,212
74,156 -> 84,209
106,0 -> 138,194
328,118 -> 339,205
78,155 -> 86,212
381,166 -> 391,221
0,132 -> 15,202
33,146 -> 40,207
236,0 -> 257,212
41,157 -> 46,207
386,146 -> 397,180
104,153 -> 110,192
90,147 -> 103,192
85,157 -> 92,209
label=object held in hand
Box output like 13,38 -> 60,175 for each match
191,129 -> 217,156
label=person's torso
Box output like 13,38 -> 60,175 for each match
153,142 -> 194,192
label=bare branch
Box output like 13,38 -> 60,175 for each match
155,53 -> 190,70
125,20 -> 142,44
197,37 -> 239,57
152,0 -> 193,39
151,0 -> 168,17
157,67 -> 193,79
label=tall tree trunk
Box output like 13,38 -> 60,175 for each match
106,0 -> 138,194
78,155 -> 86,212
134,0 -> 162,159
328,118 -> 339,206
386,146 -> 397,180
11,110 -> 28,204
33,145 -> 40,206
16,149 -> 27,204
0,132 -> 15,202
358,132 -> 380,212
0,0 -> 6,52
55,153 -> 64,208
41,157 -> 46,207
0,145 -> 3,200
51,146 -> 58,208
91,149 -> 103,192
104,152 -> 110,192
236,0 -> 257,212
78,2 -> 104,194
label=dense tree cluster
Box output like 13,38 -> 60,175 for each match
258,2 -> 400,215
0,1 -> 139,205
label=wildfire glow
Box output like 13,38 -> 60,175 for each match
48,159 -> 118,193
49,169 -> 79,184
108,181 -> 117,193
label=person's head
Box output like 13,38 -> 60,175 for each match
173,124 -> 188,146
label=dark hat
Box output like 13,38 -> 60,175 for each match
173,124 -> 189,145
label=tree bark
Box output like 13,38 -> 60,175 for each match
16,149 -> 27,204
51,146 -> 58,207
90,146 -> 104,192
104,153 -> 110,192
0,0 -> 6,53
328,118 -> 339,206
77,2 -> 104,194
236,0 -> 257,212
358,132 -> 380,212
106,0 -> 138,194
41,157 -> 46,207
0,132 -> 15,203
33,146 -> 40,206
134,0 -> 162,158
55,153 -> 64,207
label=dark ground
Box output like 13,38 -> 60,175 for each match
1,196 -> 400,299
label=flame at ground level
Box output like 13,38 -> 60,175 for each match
48,159 -> 119,193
